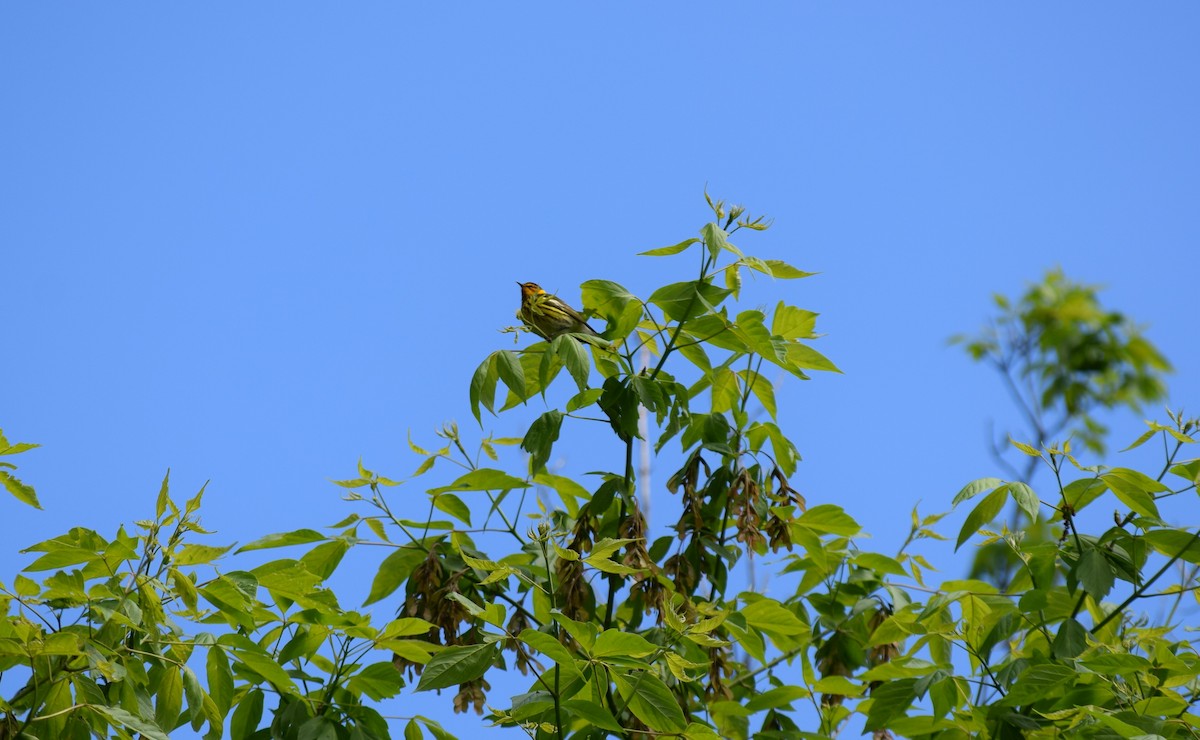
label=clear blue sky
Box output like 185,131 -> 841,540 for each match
3,4 -> 1198,736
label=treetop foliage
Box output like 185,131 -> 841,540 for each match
2,197 -> 1197,739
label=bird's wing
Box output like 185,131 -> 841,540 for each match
558,300 -> 599,334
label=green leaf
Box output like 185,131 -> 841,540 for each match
581,279 -> 642,340
207,648 -> 234,717
741,598 -> 807,636
521,410 -> 563,472
1005,663 -> 1076,704
93,706 -> 171,740
598,376 -> 640,442
649,280 -> 731,323
13,574 -> 39,597
772,302 -> 817,340
519,629 -> 584,685
552,611 -> 598,652
172,544 -> 234,566
797,505 -> 860,536
1051,618 -> 1088,659
593,630 -> 657,659
237,529 -> 326,553
812,676 -> 864,697
1169,459 -> 1200,486
229,688 -> 264,739
762,259 -> 814,279
724,263 -> 741,297
223,634 -> 301,696
428,468 -> 530,494
1076,547 -> 1114,600
1009,481 -> 1039,522
955,486 -> 1009,551
1080,653 -> 1153,675
415,643 -> 499,691
953,477 -> 1004,505
752,421 -> 799,476
22,547 -> 100,572
532,344 -> 562,397
1143,529 -> 1200,564
639,238 -> 699,256
1120,428 -> 1157,452
363,546 -> 427,606
551,334 -> 591,392
744,685 -> 811,712
380,640 -> 435,665
565,387 -> 603,412
182,666 -> 205,730
1062,477 -> 1108,514
731,310 -> 783,364
519,629 -> 576,667
534,472 -> 590,506
783,342 -> 840,374
863,678 -> 917,732
710,366 -> 740,414
469,353 -> 498,423
298,716 -> 338,740
612,670 -> 688,733
433,493 -> 472,526
738,255 -> 770,277
495,350 -> 526,399
38,632 -> 82,656
676,341 -> 711,372
155,665 -> 183,729
1102,468 -> 1165,518
348,662 -> 403,701
563,699 -> 623,733
0,470 -> 41,509
854,552 -> 907,577
700,222 -> 732,261
682,721 -> 725,740
415,717 -> 456,740
155,469 -> 171,518
380,617 -> 437,639
0,430 -> 38,456
586,557 -> 642,576
299,538 -> 350,580
1009,437 -> 1042,457
742,370 -> 777,420
683,313 -> 745,353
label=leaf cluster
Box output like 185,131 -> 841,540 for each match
3,198 -> 1196,739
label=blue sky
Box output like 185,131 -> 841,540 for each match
3,4 -> 1198,736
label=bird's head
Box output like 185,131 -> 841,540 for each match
517,281 -> 545,298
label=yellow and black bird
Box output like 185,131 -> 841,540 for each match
516,281 -> 599,341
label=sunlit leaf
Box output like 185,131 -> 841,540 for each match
955,486 -> 1008,551
363,546 -> 427,606
639,238 -> 698,256
612,670 -> 687,732
1102,468 -> 1165,518
432,493 -> 472,526
416,643 -> 499,691
649,281 -> 731,323
428,469 -> 530,494
237,530 -> 326,554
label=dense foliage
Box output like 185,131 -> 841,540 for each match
2,198 -> 1197,739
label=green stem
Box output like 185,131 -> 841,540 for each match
603,441 -> 634,631
537,537 -> 564,740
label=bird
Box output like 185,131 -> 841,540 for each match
516,281 -> 599,341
